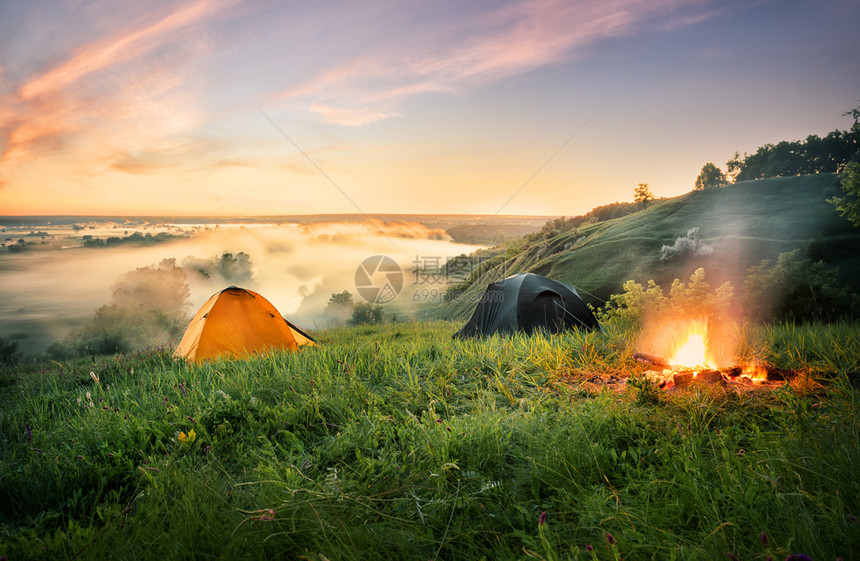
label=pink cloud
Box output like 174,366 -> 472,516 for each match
309,102 -> 400,127
20,0 -> 222,100
0,0 -> 233,173
281,0 -> 712,126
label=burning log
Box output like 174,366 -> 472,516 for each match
673,369 -> 725,388
633,352 -> 670,367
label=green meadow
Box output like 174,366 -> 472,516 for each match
1,321 -> 858,560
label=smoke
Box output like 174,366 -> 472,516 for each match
0,219 -> 482,354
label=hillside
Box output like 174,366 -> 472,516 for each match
430,173 -> 860,320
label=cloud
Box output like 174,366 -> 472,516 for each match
282,0 -> 715,126
0,0 -> 232,172
309,101 -> 400,127
110,152 -> 176,174
19,0 -> 222,100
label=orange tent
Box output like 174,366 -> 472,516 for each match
173,286 -> 315,363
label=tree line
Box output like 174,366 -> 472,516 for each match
690,103 -> 860,195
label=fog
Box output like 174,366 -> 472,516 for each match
0,220 -> 483,354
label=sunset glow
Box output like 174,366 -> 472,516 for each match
1,0 -> 858,216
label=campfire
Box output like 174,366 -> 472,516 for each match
633,319 -> 789,389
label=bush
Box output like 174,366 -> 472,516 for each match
744,249 -> 857,322
0,336 -> 21,365
49,259 -> 191,358
348,302 -> 384,325
599,268 -> 734,325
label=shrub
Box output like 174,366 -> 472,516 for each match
744,249 -> 857,322
49,259 -> 191,358
348,302 -> 384,325
599,268 -> 734,325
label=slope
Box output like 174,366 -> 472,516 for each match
431,173 -> 859,319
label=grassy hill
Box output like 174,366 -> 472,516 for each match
430,174 -> 859,319
1,321 -> 858,560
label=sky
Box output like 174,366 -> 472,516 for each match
0,0 -> 858,217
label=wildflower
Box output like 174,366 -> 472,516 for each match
586,545 -> 593,552
257,508 -> 276,522
178,383 -> 186,397
178,429 -> 197,443
25,423 -> 33,444
784,555 -> 813,561
760,531 -> 768,546
606,533 -> 616,545
90,371 -> 100,384
727,554 -> 738,561
77,397 -> 82,406
538,511 -> 547,526
86,391 -> 91,401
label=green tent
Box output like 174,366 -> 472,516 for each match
454,273 -> 600,338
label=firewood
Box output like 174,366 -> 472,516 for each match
633,352 -> 670,367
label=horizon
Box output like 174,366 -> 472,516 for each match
1,1 -> 858,216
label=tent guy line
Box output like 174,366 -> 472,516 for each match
485,104 -> 604,223
256,105 -> 397,246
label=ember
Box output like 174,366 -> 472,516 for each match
634,319 -> 792,389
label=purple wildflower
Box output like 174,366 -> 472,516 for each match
179,383 -> 186,397
606,533 -> 616,545
538,511 -> 547,526
25,423 -> 33,444
586,545 -> 593,552
760,531 -> 768,546
784,555 -> 813,561
727,554 -> 738,561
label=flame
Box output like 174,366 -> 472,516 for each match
742,363 -> 768,383
669,322 -> 714,369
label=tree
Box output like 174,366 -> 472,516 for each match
323,290 -> 355,326
634,182 -> 655,209
829,161 -> 860,227
725,151 -> 743,183
48,259 -> 191,358
348,302 -> 383,325
828,102 -> 860,227
694,163 -> 727,190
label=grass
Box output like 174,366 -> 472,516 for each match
430,174 -> 860,319
1,320 -> 859,560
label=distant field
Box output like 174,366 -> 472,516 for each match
1,321 -> 858,560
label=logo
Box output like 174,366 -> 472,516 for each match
355,255 -> 403,304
